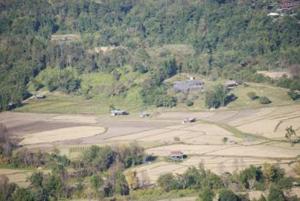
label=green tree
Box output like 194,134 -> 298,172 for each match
12,188 -> 34,201
267,185 -> 285,201
218,189 -> 240,201
199,187 -> 214,201
157,173 -> 179,192
205,85 -> 229,108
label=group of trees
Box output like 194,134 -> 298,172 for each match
205,84 -> 237,108
0,141 -> 147,200
157,164 -> 298,201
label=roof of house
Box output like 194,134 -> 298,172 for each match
173,80 -> 204,92
224,80 -> 238,86
170,151 -> 184,156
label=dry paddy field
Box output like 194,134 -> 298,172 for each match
1,103 -> 300,184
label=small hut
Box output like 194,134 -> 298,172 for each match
169,151 -> 184,161
111,109 -> 128,116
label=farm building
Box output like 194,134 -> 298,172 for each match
169,151 -> 184,161
182,117 -> 196,124
111,109 -> 128,116
280,0 -> 300,11
224,80 -> 239,89
173,80 -> 204,93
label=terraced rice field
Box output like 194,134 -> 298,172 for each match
1,104 -> 300,184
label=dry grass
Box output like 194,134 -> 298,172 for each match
257,71 -> 292,79
20,126 -> 106,145
0,169 -> 32,187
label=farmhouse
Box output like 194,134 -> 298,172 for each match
169,151 -> 184,161
173,79 -> 204,93
111,109 -> 128,116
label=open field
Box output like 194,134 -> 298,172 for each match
19,126 -> 106,145
1,103 -> 300,185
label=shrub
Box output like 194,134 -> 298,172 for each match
155,96 -> 177,108
157,173 -> 180,192
238,165 -> 264,190
205,85 -> 229,108
288,90 -> 300,101
199,187 -> 214,201
247,92 -> 258,100
267,185 -> 285,201
222,137 -> 228,144
218,189 -> 240,201
259,96 -> 271,104
186,100 -> 194,107
277,177 -> 293,190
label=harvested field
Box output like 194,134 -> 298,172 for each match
0,169 -> 32,187
1,103 -> 300,186
20,126 -> 106,145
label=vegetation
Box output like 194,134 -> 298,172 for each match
205,84 -> 236,108
259,96 -> 271,104
285,126 -> 299,144
1,0 -> 300,111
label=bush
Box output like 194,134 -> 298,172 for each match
205,85 -> 229,108
199,187 -> 214,201
218,189 -> 240,201
157,173 -> 180,192
238,165 -> 264,190
259,96 -> 271,104
155,96 -> 177,108
267,185 -> 285,201
288,90 -> 300,101
277,177 -> 293,190
186,100 -> 194,107
247,92 -> 258,100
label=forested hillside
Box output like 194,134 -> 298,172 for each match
1,0 -> 300,110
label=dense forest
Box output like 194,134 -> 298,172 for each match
0,0 -> 300,110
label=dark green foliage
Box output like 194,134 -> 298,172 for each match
29,172 -> 44,189
116,143 -> 145,168
267,185 -> 285,201
218,189 -> 240,201
259,96 -> 271,104
238,165 -> 264,190
186,100 -> 194,107
205,85 -> 229,108
155,96 -> 177,108
12,188 -> 35,201
288,90 -> 300,101
0,176 -> 16,201
90,174 -> 103,191
199,187 -> 214,201
277,177 -> 293,190
157,173 -> 179,192
79,144 -> 145,175
39,67 -> 80,93
81,145 -> 116,173
140,84 -> 177,108
114,171 -> 130,196
157,166 -> 223,192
